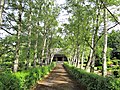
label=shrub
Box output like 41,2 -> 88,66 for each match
41,66 -> 49,76
0,72 -> 20,90
97,66 -> 102,70
107,61 -> 113,67
14,71 -> 29,89
0,62 -> 56,90
112,60 -> 118,65
0,81 -> 4,90
113,71 -> 119,77
25,67 -> 43,89
113,70 -> 120,78
64,62 -> 120,90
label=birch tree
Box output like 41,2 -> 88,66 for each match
26,1 -> 32,69
13,0 -> 23,72
102,2 -> 107,77
0,0 -> 4,27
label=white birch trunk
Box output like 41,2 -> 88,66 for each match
41,36 -> 47,64
0,0 -> 4,27
77,45 -> 80,68
26,9 -> 32,68
86,35 -> 94,72
81,45 -> 85,69
34,30 -> 38,67
72,48 -> 76,65
14,25 -> 21,72
45,43 -> 49,65
102,7 -> 107,77
41,21 -> 47,65
13,3 -> 22,72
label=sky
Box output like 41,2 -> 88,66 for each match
107,6 -> 120,32
56,0 -> 69,25
56,0 -> 66,5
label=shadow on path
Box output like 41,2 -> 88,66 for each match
33,64 -> 86,90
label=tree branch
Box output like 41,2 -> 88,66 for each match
85,39 -> 93,50
95,0 -> 120,45
1,27 -> 15,35
95,23 -> 118,45
3,10 -> 18,23
100,0 -> 120,25
5,17 -> 17,29
105,6 -> 120,24
107,23 -> 118,30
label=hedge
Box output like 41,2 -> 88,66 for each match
0,62 -> 56,90
64,62 -> 120,90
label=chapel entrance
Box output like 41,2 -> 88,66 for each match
53,54 -> 68,63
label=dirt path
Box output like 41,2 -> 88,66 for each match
33,64 -> 86,90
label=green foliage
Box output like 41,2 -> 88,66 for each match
0,72 -> 20,90
64,62 -> 120,90
107,61 -> 113,66
14,71 -> 29,89
24,67 -> 43,89
112,60 -> 120,65
0,62 -> 56,90
41,66 -> 49,76
97,66 -> 102,70
113,70 -> 120,78
108,30 -> 120,52
96,46 -> 113,61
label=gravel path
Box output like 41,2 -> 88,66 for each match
33,64 -> 86,90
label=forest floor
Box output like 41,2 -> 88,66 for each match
32,64 -> 86,90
